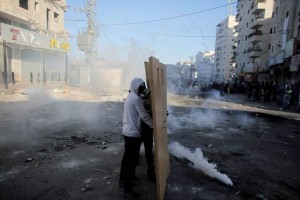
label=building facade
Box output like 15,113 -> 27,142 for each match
214,16 -> 237,83
176,61 -> 195,86
234,0 -> 274,84
0,0 -> 69,85
195,51 -> 215,84
268,0 -> 300,85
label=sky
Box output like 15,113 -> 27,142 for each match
64,0 -> 237,65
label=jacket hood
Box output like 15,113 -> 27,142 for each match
130,78 -> 144,95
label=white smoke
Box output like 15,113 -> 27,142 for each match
169,142 -> 233,186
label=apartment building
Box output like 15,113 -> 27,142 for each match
214,15 -> 237,83
234,0 -> 274,84
0,0 -> 69,84
176,61 -> 195,86
196,51 -> 215,84
268,0 -> 300,84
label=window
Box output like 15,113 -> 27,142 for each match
19,0 -> 28,10
46,8 -> 50,30
268,44 -> 271,50
270,28 -> 273,34
35,2 -> 40,11
271,45 -> 274,53
297,25 -> 300,38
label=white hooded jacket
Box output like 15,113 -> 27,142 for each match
122,78 -> 153,137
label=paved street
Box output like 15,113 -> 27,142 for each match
0,83 -> 299,200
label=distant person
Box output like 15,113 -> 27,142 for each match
263,82 -> 271,104
283,85 -> 292,110
119,77 -> 153,199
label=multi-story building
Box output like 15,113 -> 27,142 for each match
214,15 -> 237,83
268,0 -> 300,85
195,51 -> 215,84
0,0 -> 69,85
176,61 -> 195,86
234,0 -> 274,84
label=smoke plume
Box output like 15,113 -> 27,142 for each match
169,142 -> 233,186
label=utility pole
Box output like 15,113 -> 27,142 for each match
77,0 -> 98,87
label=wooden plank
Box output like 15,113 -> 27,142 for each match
145,56 -> 170,200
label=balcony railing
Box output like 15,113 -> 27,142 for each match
247,47 -> 262,53
248,30 -> 263,38
250,19 -> 264,29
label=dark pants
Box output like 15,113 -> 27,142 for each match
120,135 -> 142,191
141,121 -> 154,175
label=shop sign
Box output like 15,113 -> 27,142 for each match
290,54 -> 300,72
1,23 -> 69,52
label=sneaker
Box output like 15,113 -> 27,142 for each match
122,190 -> 140,199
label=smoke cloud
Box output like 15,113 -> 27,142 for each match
169,142 -> 233,186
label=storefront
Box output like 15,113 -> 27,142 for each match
290,53 -> 300,84
1,23 -> 69,84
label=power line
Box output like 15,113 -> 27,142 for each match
100,2 -> 238,26
97,21 -> 132,41
111,27 -> 220,37
67,2 -> 237,25
107,27 -> 286,38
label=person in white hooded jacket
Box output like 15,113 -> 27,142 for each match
119,77 -> 153,199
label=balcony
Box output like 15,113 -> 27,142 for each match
247,47 -> 262,58
250,19 -> 264,29
251,0 -> 266,14
248,30 -> 263,43
248,30 -> 263,38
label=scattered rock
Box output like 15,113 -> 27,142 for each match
81,185 -> 92,192
25,157 -> 34,163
